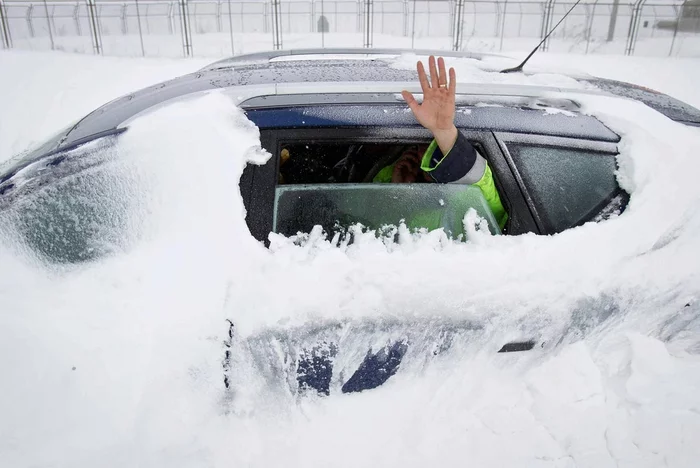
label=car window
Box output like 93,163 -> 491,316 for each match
274,184 -> 501,238
506,144 -> 620,232
273,141 -> 501,238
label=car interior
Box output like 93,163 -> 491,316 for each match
272,140 -> 505,240
249,127 -> 627,243
278,142 -> 431,185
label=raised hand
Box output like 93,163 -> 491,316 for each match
401,56 -> 458,155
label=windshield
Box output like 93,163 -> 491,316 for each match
0,135 -> 135,264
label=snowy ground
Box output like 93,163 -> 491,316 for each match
8,31 -> 700,59
2,50 -> 700,467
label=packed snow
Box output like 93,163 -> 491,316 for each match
1,50 -> 700,467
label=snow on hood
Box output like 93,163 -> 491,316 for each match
1,90 -> 700,467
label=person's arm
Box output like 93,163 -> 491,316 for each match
401,55 -> 507,229
420,132 -> 508,228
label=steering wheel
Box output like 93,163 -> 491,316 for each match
362,146 -> 406,183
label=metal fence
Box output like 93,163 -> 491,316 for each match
0,0 -> 698,57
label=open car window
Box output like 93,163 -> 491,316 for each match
272,141 -> 501,239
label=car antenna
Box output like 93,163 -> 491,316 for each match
500,0 -> 583,74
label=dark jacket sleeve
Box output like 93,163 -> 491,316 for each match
420,132 -> 508,228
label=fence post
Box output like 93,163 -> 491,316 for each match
216,0 -> 222,33
86,0 -> 102,54
607,0 -> 619,41
624,0 -> 646,55
411,0 -> 417,48
121,3 -> 128,34
42,0 -> 55,50
0,0 -> 11,49
26,4 -> 34,37
178,0 -> 193,56
585,0 -> 599,54
667,4 -> 682,56
448,0 -> 453,37
494,1 -> 501,37
362,0 -> 373,47
320,0 -> 325,48
499,0 -> 509,51
227,0 -> 234,55
270,0 -> 282,50
402,0 -> 408,37
263,1 -> 268,33
168,2 -> 174,34
50,5 -> 57,37
135,0 -> 145,56
73,3 -> 81,36
452,0 -> 464,51
540,0 -> 555,51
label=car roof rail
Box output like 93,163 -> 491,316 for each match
204,48 -> 497,69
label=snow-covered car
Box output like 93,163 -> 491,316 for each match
2,49 -> 700,397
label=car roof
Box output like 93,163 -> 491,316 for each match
201,48 -> 506,70
11,51 -> 596,152
3,48 -> 699,181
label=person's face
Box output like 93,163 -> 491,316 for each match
391,145 -> 430,183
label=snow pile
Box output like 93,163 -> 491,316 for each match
1,54 -> 700,467
390,53 -> 585,89
0,92 -> 270,466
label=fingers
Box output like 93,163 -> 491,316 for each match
416,61 -> 430,93
429,55 -> 439,90
401,90 -> 420,114
438,57 -> 447,87
448,67 -> 456,94
418,56 -> 452,91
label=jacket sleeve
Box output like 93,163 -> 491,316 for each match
420,132 -> 508,229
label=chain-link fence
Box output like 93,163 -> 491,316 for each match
1,0 -> 698,57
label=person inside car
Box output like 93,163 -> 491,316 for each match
374,55 -> 507,229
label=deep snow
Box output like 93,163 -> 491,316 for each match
1,51 -> 700,467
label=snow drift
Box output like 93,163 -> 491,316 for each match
1,58 -> 700,467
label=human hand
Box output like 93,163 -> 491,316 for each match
401,56 -> 458,154
392,151 -> 419,183
391,147 -> 429,183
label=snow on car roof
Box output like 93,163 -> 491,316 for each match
9,54 -> 598,161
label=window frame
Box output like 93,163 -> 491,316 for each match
493,132 -> 621,234
241,126 -> 539,244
